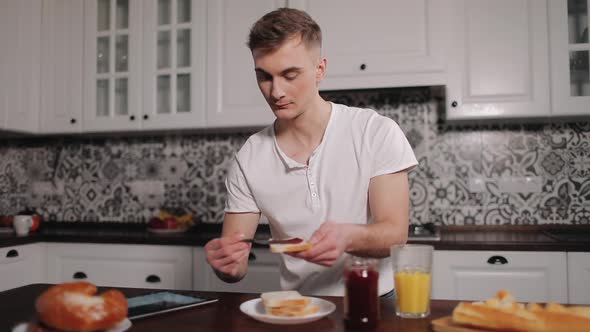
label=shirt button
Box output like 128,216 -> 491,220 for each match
312,193 -> 317,197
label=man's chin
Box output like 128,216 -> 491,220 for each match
272,107 -> 292,117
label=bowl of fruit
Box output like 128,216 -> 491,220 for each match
147,209 -> 196,234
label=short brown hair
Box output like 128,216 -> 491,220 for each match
247,8 -> 322,54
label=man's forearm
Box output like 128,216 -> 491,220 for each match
345,222 -> 408,258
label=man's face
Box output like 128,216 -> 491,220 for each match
252,36 -> 325,120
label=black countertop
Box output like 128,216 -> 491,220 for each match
1,222 -> 589,251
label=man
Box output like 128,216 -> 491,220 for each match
204,8 -> 417,296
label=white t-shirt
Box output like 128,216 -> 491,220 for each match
224,102 -> 418,296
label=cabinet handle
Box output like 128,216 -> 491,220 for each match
143,114 -> 149,120
6,249 -> 19,258
451,101 -> 458,108
70,118 -> 77,124
248,253 -> 256,261
73,271 -> 87,279
146,275 -> 161,283
359,63 -> 367,71
129,115 -> 136,121
487,255 -> 508,265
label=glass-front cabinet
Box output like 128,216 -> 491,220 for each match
83,0 -> 142,131
549,0 -> 590,117
83,0 -> 206,132
142,0 -> 206,130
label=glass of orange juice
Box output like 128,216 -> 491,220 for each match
390,244 -> 433,318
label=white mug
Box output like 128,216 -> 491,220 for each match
13,215 -> 33,236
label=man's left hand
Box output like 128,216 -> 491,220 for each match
290,222 -> 355,266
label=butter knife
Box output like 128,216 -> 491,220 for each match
241,237 -> 300,245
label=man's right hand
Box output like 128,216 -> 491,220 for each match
204,234 -> 252,283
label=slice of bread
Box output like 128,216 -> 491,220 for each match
261,291 -> 320,317
268,304 -> 320,317
269,241 -> 312,253
261,291 -> 310,308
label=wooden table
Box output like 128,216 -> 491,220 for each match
0,284 -> 458,331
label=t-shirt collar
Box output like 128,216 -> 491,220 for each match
272,102 -> 336,171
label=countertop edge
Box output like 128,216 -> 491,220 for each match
2,226 -> 589,252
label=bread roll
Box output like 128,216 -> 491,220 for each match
35,282 -> 127,332
451,290 -> 590,332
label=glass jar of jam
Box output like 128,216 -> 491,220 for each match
343,255 -> 380,330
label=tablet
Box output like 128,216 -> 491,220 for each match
127,291 -> 218,320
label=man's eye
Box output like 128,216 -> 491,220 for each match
256,73 -> 271,82
285,73 -> 298,81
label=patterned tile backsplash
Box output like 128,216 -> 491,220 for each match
0,87 -> 589,225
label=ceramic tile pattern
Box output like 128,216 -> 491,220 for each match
0,87 -> 589,225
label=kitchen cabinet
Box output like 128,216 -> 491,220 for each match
82,0 -> 143,132
445,0 -> 551,120
0,0 -> 8,129
40,0 -> 84,134
567,252 -> 590,305
193,247 -> 281,293
432,250 -> 568,303
46,243 -> 193,290
0,244 -> 46,292
549,0 -> 590,118
83,0 -> 209,132
141,0 -> 207,130
205,0 -> 280,128
0,0 -> 42,132
289,0 -> 451,91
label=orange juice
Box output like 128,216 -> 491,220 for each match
394,270 -> 431,315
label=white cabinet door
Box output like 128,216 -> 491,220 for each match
40,0 -> 84,134
0,0 -> 42,133
83,0 -> 143,132
289,0 -> 450,91
141,0 -> 207,130
205,0 -> 281,128
0,244 -> 46,292
194,247 -> 281,293
432,250 -> 568,303
446,0 -> 551,120
549,0 -> 590,117
47,243 -> 193,290
568,252 -> 590,305
0,0 -> 9,129
192,247 -> 208,291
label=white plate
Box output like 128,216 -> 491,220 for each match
12,318 -> 132,332
239,297 -> 336,325
147,227 -> 188,234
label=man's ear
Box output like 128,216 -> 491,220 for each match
316,57 -> 327,85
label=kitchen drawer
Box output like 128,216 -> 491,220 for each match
46,243 -> 192,290
432,250 -> 567,303
194,247 -> 281,293
0,243 -> 46,291
567,252 -> 590,305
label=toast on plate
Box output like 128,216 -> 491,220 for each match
260,291 -> 319,317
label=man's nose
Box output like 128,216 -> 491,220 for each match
270,80 -> 285,100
